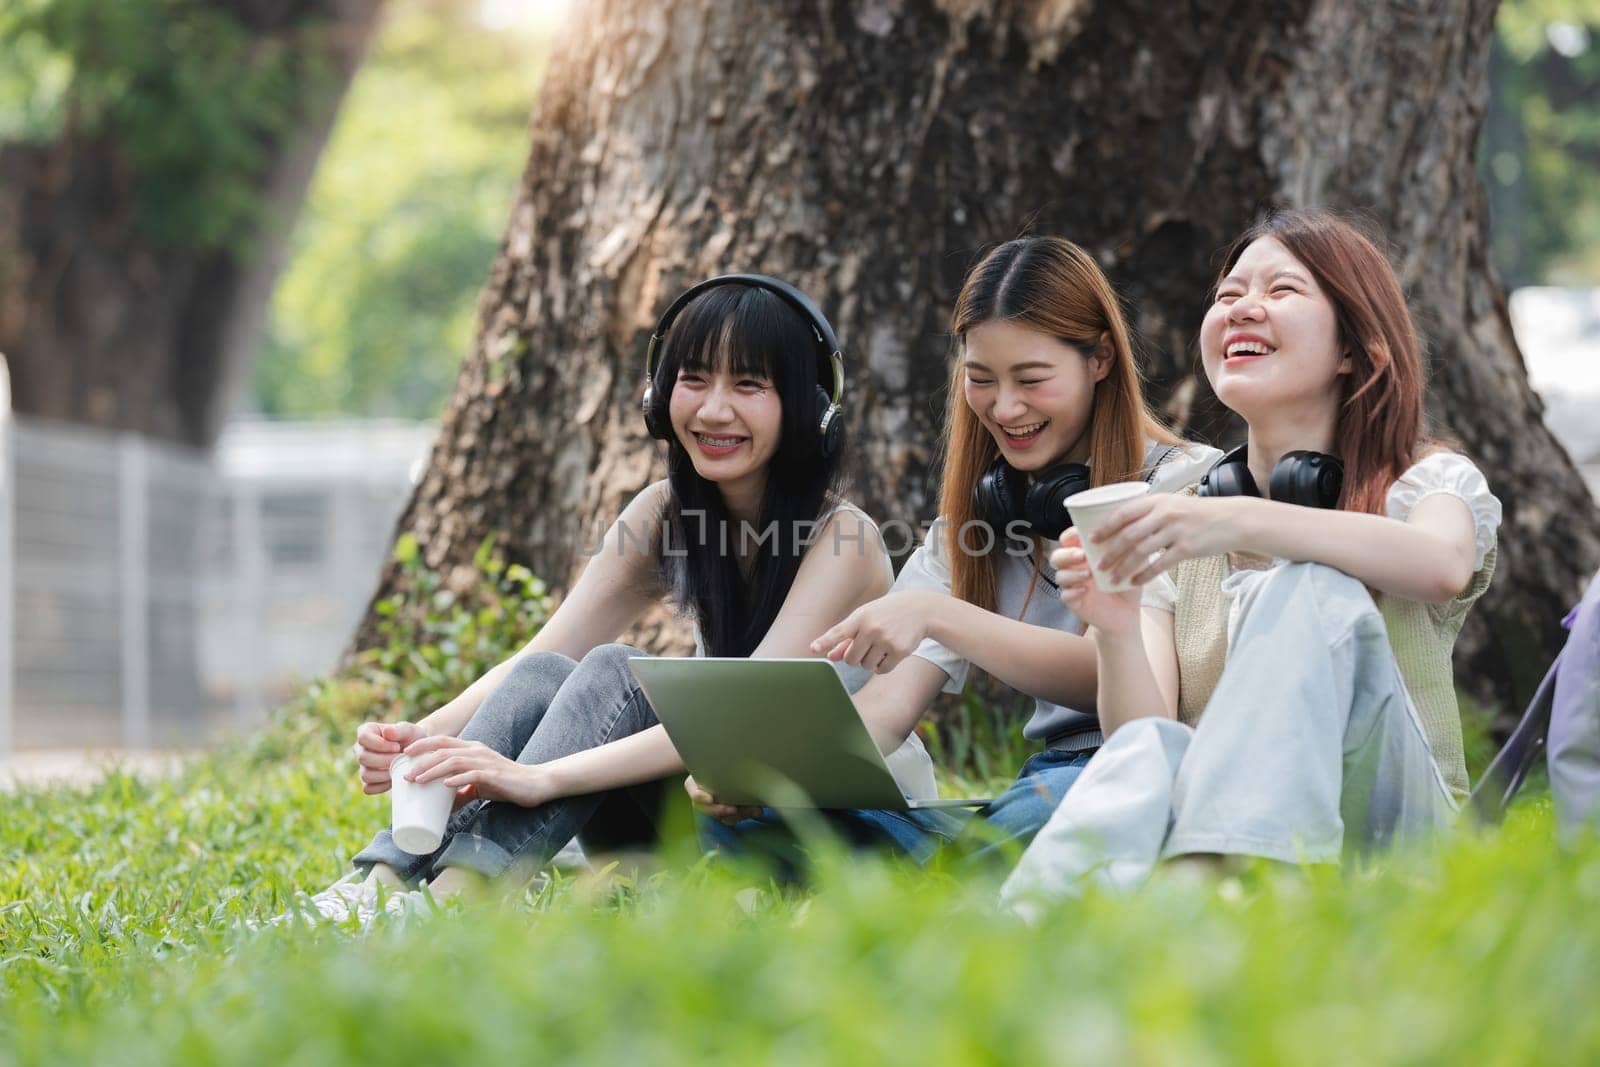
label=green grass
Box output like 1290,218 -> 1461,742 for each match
3,681 -> 1598,1065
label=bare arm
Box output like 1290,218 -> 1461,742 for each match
813,579 -> 1098,710
851,656 -> 957,754
413,483 -> 669,738
1090,610 -> 1179,737
1221,494 -> 1476,603
1049,530 -> 1179,738
1096,492 -> 1479,606
922,596 -> 1098,710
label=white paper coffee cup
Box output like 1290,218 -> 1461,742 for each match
389,753 -> 455,854
1063,481 -> 1153,593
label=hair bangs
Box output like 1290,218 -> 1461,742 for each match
667,286 -> 788,384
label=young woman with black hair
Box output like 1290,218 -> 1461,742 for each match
690,238 -> 1221,863
290,276 -> 931,921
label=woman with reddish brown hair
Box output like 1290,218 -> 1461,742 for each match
1002,210 -> 1503,913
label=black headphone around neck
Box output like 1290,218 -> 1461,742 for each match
640,273 -> 845,457
1196,444 -> 1344,508
973,458 -> 1090,542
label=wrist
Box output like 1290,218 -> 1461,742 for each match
920,591 -> 961,648
1091,618 -> 1144,646
526,760 -> 563,806
1221,495 -> 1264,555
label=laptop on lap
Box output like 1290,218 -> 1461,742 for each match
628,657 -> 989,811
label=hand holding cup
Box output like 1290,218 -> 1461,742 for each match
353,720 -> 429,795
1052,527 -> 1144,637
388,753 -> 456,854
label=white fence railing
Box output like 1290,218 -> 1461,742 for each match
1,412 -> 435,756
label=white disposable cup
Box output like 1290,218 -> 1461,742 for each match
1063,481 -> 1153,593
389,753 -> 455,854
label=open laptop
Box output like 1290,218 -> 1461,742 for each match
628,657 -> 989,811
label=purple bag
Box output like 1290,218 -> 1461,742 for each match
1470,566 -> 1600,832
1550,569 -> 1600,837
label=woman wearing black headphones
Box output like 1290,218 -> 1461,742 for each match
285,276 -> 931,922
690,237 -> 1220,864
1004,211 -> 1504,911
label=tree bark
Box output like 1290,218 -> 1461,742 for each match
356,0 -> 1600,719
0,0 -> 382,448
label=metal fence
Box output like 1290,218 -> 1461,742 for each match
0,409 -> 435,756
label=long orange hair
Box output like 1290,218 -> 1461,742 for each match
1214,211 -> 1438,516
938,237 -> 1181,613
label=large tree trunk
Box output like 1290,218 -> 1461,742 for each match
355,0 -> 1600,719
0,0 -> 382,448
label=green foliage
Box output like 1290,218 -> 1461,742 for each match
0,0 -> 328,249
1,683 -> 1597,1064
352,533 -> 555,719
252,0 -> 552,419
923,689 -> 1040,798
1484,0 -> 1600,286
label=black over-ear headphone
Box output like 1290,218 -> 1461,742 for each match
641,273 -> 845,458
1196,444 -> 1344,508
973,458 -> 1091,542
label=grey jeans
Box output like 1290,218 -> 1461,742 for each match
352,643 -> 668,886
1001,562 -> 1458,916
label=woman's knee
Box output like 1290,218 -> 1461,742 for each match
466,650 -> 578,741
572,643 -> 646,687
508,649 -> 578,685
1256,561 -> 1378,629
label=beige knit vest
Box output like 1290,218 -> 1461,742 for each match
1171,540 -> 1497,803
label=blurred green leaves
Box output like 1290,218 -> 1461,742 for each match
0,0 -> 329,250
1484,0 -> 1600,287
252,0 -> 551,420
353,532 -> 554,717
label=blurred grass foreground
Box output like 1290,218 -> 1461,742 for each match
0,691 -> 1594,1065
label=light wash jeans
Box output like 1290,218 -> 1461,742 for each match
1001,562 -> 1457,917
352,643 -> 670,886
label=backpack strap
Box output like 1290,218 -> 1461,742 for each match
1468,654 -> 1560,825
1143,444 -> 1182,484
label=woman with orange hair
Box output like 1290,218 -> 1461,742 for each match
691,236 -> 1219,862
1004,211 -> 1502,911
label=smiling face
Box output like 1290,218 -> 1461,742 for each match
961,319 -> 1110,472
1200,236 -> 1351,422
667,362 -> 783,493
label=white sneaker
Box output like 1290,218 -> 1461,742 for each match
259,871 -> 412,927
303,870 -> 381,923
252,872 -> 444,930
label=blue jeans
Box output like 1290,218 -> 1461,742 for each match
956,748 -> 1096,864
697,805 -> 965,881
698,746 -> 1096,876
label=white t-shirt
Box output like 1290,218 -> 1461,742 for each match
893,441 -> 1224,745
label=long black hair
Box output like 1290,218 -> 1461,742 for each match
646,282 -> 847,657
